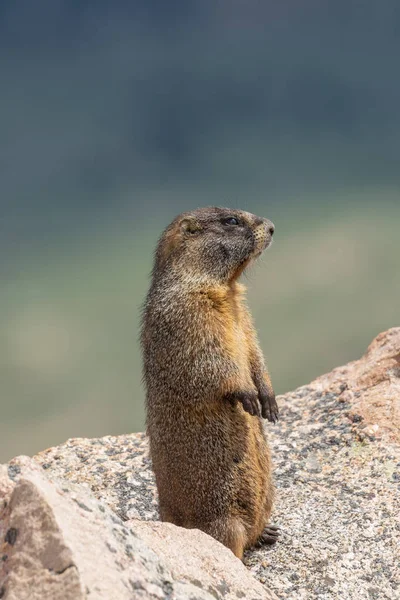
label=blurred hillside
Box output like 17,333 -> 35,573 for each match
1,1 -> 400,460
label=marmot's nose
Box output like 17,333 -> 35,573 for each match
265,219 -> 275,236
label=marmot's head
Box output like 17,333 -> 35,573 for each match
154,207 -> 275,283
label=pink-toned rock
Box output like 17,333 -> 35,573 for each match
0,457 -> 166,600
131,520 -> 278,600
0,458 -> 276,600
313,327 -> 400,442
1,328 -> 399,600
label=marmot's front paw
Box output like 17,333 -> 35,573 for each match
225,390 -> 262,417
258,386 -> 279,423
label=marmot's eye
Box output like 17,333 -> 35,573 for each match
223,217 -> 239,226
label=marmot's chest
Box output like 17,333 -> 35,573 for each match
231,320 -> 251,374
209,286 -> 252,377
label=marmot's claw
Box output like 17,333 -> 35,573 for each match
239,391 -> 261,417
226,390 -> 261,417
259,389 -> 279,423
256,525 -> 280,547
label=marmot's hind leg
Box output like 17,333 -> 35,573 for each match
161,508 -> 248,559
202,517 -> 247,559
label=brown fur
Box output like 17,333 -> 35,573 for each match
141,207 -> 278,559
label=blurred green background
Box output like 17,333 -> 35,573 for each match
1,1 -> 399,462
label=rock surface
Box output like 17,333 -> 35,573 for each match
314,327 -> 400,443
245,327 -> 400,600
0,458 -> 275,600
1,327 -> 400,599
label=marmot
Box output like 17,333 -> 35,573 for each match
141,206 -> 279,559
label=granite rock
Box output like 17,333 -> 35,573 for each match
1,327 -> 400,599
0,458 -> 275,600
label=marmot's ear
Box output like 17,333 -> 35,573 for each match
180,217 -> 201,234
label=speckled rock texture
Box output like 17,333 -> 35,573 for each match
0,458 -> 275,600
1,327 -> 399,599
244,327 -> 400,600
